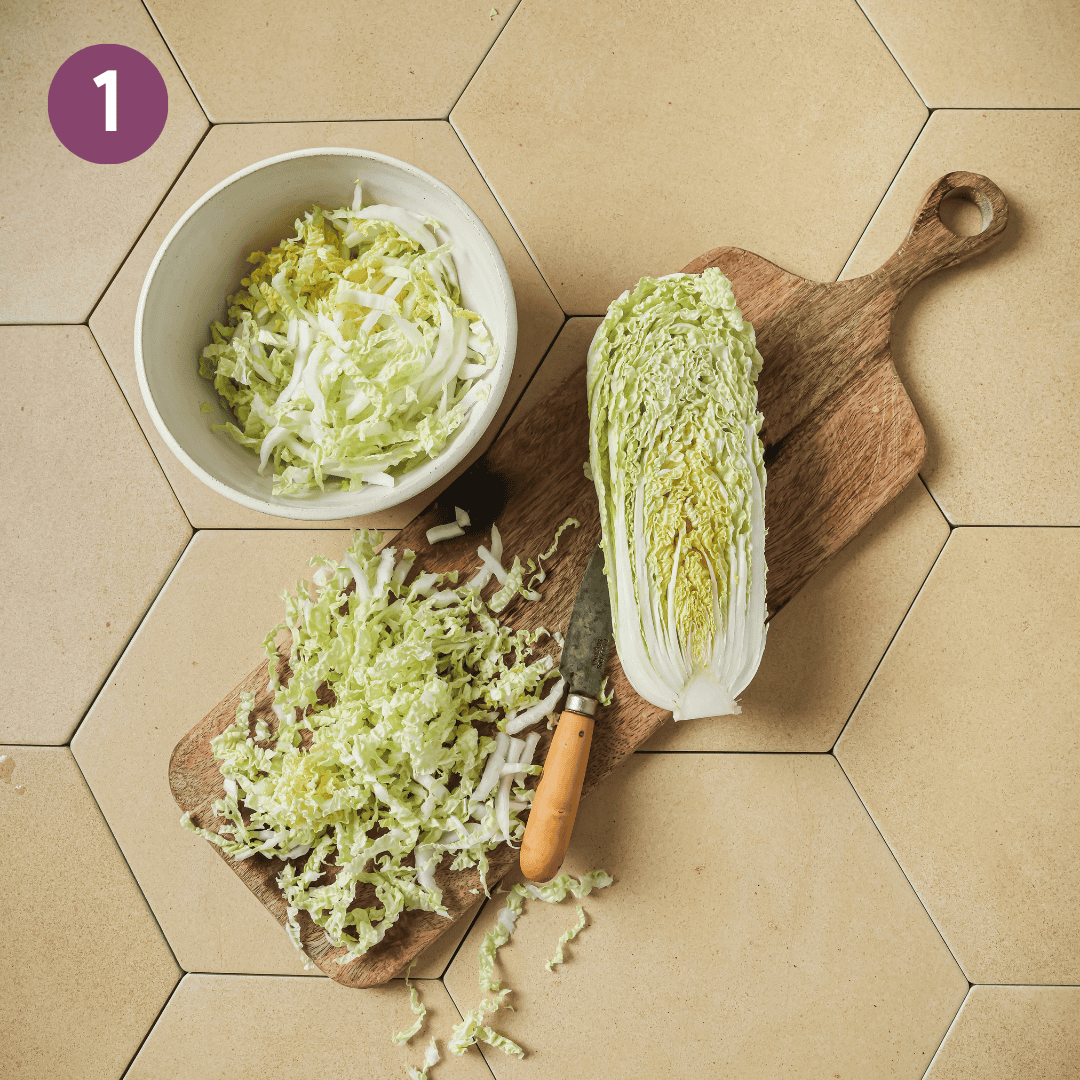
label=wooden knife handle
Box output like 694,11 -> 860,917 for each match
519,709 -> 595,882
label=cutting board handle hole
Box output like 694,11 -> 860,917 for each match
938,187 -> 992,237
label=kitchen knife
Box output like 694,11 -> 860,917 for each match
519,545 -> 612,882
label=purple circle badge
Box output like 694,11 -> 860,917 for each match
48,44 -> 168,165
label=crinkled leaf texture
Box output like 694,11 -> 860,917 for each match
181,528 -> 569,964
199,185 -> 498,496
587,268 -> 768,721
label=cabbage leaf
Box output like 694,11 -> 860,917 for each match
587,268 -> 767,720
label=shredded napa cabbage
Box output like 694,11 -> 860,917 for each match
182,527 -> 575,964
449,870 -> 613,1058
547,904 -> 586,971
407,1037 -> 440,1080
587,267 -> 767,721
392,962 -> 427,1046
199,182 -> 498,496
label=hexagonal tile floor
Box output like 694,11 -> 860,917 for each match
0,746 -> 180,1080
836,528 -> 1080,985
857,0 -> 1080,109
445,754 -> 967,1078
924,986 -> 1080,1079
842,110 -> 1080,526
2,325 -> 191,745
124,973 -> 493,1078
451,0 -> 927,313
1,0 -> 207,323
6,0 -> 1078,1073
143,0 -> 518,123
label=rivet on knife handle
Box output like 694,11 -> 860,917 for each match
519,700 -> 595,882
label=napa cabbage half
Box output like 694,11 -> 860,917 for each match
587,268 -> 767,720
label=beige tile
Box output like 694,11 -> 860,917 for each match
1,326 -> 191,745
451,0 -> 926,315
0,746 -> 180,1080
445,753 -> 967,1079
643,478 -> 949,752
410,897 -> 484,979
70,529 -> 477,979
501,316 -> 594,434
144,0 -> 517,123
836,528 -> 1080,984
842,111 -> 1080,525
925,986 -> 1080,1080
858,0 -> 1080,108
0,0 -> 206,323
126,973 -> 491,1079
89,120 -> 563,529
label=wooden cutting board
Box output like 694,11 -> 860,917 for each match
170,171 -> 1008,987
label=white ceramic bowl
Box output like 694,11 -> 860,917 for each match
135,147 -> 517,520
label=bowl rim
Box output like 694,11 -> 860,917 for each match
134,145 -> 517,521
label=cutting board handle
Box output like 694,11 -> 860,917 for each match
871,171 -> 1008,305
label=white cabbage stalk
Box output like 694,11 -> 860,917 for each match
587,267 -> 767,721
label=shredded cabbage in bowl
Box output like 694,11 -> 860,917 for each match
199,182 -> 499,496
183,523 -> 577,965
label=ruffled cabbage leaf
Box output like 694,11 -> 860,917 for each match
587,268 -> 767,720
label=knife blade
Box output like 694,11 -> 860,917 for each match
559,544 -> 613,709
519,545 -> 612,881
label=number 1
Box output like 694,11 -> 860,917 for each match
93,69 -> 117,132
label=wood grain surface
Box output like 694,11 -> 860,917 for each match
170,171 -> 1008,987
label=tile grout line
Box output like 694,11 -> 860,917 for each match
851,0 -> 928,109
450,114 -> 568,315
447,116 -> 565,315
972,981 -> 1080,988
68,747 -> 185,976
84,122 -> 213,327
117,970 -> 186,1080
63,539 -> 196,984
635,748 -> 834,755
940,523 -> 1080,529
86,322 -> 194,530
138,0 -> 213,122
86,0 -> 212,324
445,0 -> 525,119
917,474 -> 953,526
917,983 -> 970,1080
831,748 -> 972,983
836,110 -> 930,282
829,521 -> 954,754
177,970 -> 436,980
0,321 -> 84,328
482,310 -> 569,444
439,895 -> 494,980
178,116 -> 458,125
67,531 -> 197,746
919,106 -> 1080,111
441,973 -> 500,1080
